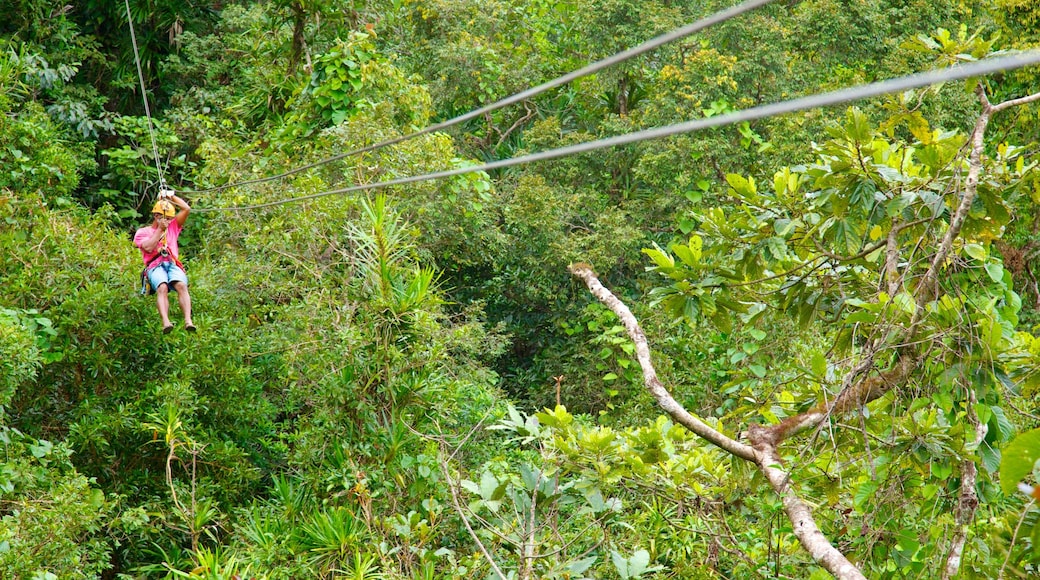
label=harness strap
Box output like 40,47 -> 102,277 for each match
140,249 -> 185,295
158,230 -> 186,271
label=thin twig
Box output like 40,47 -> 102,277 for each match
998,499 -> 1036,580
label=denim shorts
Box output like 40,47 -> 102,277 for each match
145,262 -> 189,294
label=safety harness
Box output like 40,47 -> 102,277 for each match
140,230 -> 186,295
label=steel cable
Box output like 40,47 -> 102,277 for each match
124,0 -> 167,188
193,51 -> 1040,212
179,0 -> 777,195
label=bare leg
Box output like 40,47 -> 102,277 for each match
155,283 -> 172,329
173,282 -> 193,327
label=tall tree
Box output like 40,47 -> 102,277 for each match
573,62 -> 1040,577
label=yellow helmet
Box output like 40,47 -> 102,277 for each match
151,199 -> 176,218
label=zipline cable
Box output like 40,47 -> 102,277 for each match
179,0 -> 777,195
124,0 -> 167,189
193,50 -> 1040,213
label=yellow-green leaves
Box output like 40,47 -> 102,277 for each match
642,242 -> 675,271
663,234 -> 703,269
844,107 -> 873,144
869,224 -> 883,241
773,167 -> 803,202
725,173 -> 758,202
535,405 -> 574,429
964,243 -> 988,261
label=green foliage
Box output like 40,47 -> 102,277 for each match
633,34 -> 1040,575
276,29 -> 432,140
0,100 -> 93,203
612,548 -> 662,579
309,33 -> 376,125
647,102 -> 1030,348
1000,428 -> 1040,496
162,3 -> 303,132
96,114 -> 187,224
5,1 -> 1040,578
0,309 -> 45,408
0,426 -> 112,579
298,507 -> 369,574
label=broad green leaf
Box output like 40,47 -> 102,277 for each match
628,549 -> 651,576
774,218 -> 800,236
846,107 -> 872,142
854,479 -> 878,511
907,112 -> 933,143
980,441 -> 1002,474
568,556 -> 598,574
642,245 -> 674,269
811,352 -> 827,377
987,406 -> 1015,444
893,293 -> 916,316
29,439 -> 52,458
613,549 -> 653,579
764,236 -> 789,260
520,463 -> 540,491
930,461 -> 953,479
689,234 -> 703,261
985,263 -> 1004,283
964,243 -> 987,261
672,242 -> 699,267
886,193 -> 914,217
480,470 -> 506,501
611,551 -> 628,577
1000,428 -> 1040,496
725,173 -> 757,200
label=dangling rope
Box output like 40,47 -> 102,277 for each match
124,0 -> 167,190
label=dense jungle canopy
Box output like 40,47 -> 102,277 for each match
2,0 -> 1040,578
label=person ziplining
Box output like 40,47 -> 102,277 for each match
134,190 -> 196,334
121,0 -> 195,333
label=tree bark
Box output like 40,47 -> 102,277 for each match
289,2 -> 306,75
569,263 -> 754,462
941,388 -> 986,580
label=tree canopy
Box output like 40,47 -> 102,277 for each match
2,1 -> 1040,578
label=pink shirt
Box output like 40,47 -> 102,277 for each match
134,219 -> 183,266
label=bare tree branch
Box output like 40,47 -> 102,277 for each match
756,445 -> 867,580
569,263 -> 866,580
916,83 -> 994,304
496,101 -> 537,150
439,454 -> 508,580
568,263 -> 755,462
568,87 -> 1040,580
749,352 -> 916,448
990,89 -> 1040,112
941,386 -> 986,580
750,85 -> 1040,448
